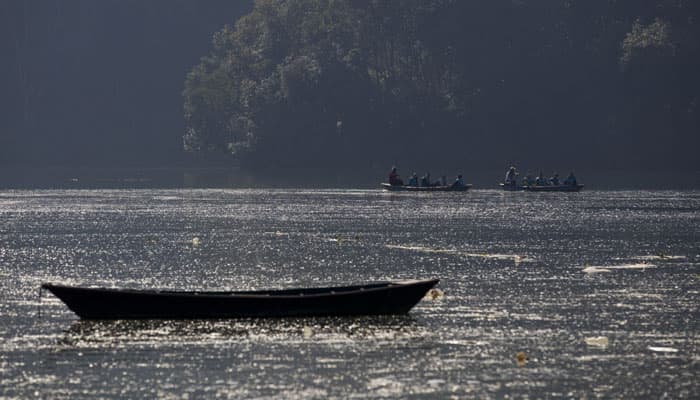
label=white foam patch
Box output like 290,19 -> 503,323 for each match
385,244 -> 453,254
648,346 -> 679,353
583,263 -> 656,273
385,245 -> 532,262
613,255 -> 687,261
263,231 -> 289,237
576,354 -> 629,362
367,377 -> 405,396
635,255 -> 686,261
582,266 -> 611,273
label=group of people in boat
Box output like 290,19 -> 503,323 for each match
504,166 -> 578,187
389,167 -> 467,188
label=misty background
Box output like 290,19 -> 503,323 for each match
1,0 -> 698,188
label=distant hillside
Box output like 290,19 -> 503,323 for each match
2,0 -> 697,177
184,0 -> 700,173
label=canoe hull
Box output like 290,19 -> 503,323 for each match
381,183 -> 472,192
500,183 -> 525,191
42,279 -> 439,320
500,183 -> 583,192
524,184 -> 584,192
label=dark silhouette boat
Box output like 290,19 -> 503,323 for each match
524,184 -> 583,192
42,279 -> 439,320
381,183 -> 472,192
499,183 -> 584,192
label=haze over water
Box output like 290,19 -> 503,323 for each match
0,188 -> 697,398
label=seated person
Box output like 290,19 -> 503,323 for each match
452,174 -> 466,187
407,173 -> 419,187
421,172 -> 432,187
563,172 -> 577,186
550,173 -> 560,186
535,172 -> 548,186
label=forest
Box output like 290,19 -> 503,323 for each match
183,0 -> 699,173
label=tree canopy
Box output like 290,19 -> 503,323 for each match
183,0 -> 700,171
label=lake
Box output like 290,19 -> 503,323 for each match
1,189 -> 698,398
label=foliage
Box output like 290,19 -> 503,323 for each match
183,0 -> 700,169
620,18 -> 672,66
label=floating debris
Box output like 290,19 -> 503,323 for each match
515,351 -> 528,366
385,244 -> 531,263
191,237 -> 201,246
424,288 -> 444,300
302,326 -> 313,339
584,336 -> 609,348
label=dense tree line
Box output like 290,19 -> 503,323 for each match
183,0 -> 699,171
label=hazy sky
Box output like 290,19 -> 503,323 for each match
1,0 -> 252,167
1,1 -> 697,186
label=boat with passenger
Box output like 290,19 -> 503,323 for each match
500,168 -> 583,191
383,168 -> 472,192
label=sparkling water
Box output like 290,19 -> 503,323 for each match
1,189 -> 698,398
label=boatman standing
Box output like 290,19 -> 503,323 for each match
505,166 -> 518,185
389,166 -> 404,186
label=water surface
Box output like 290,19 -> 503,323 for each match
1,189 -> 698,398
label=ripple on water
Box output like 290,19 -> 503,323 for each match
0,189 -> 698,398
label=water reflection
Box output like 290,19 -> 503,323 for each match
2,189 -> 698,399
59,315 -> 422,346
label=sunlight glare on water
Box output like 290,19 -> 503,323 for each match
0,189 -> 698,398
